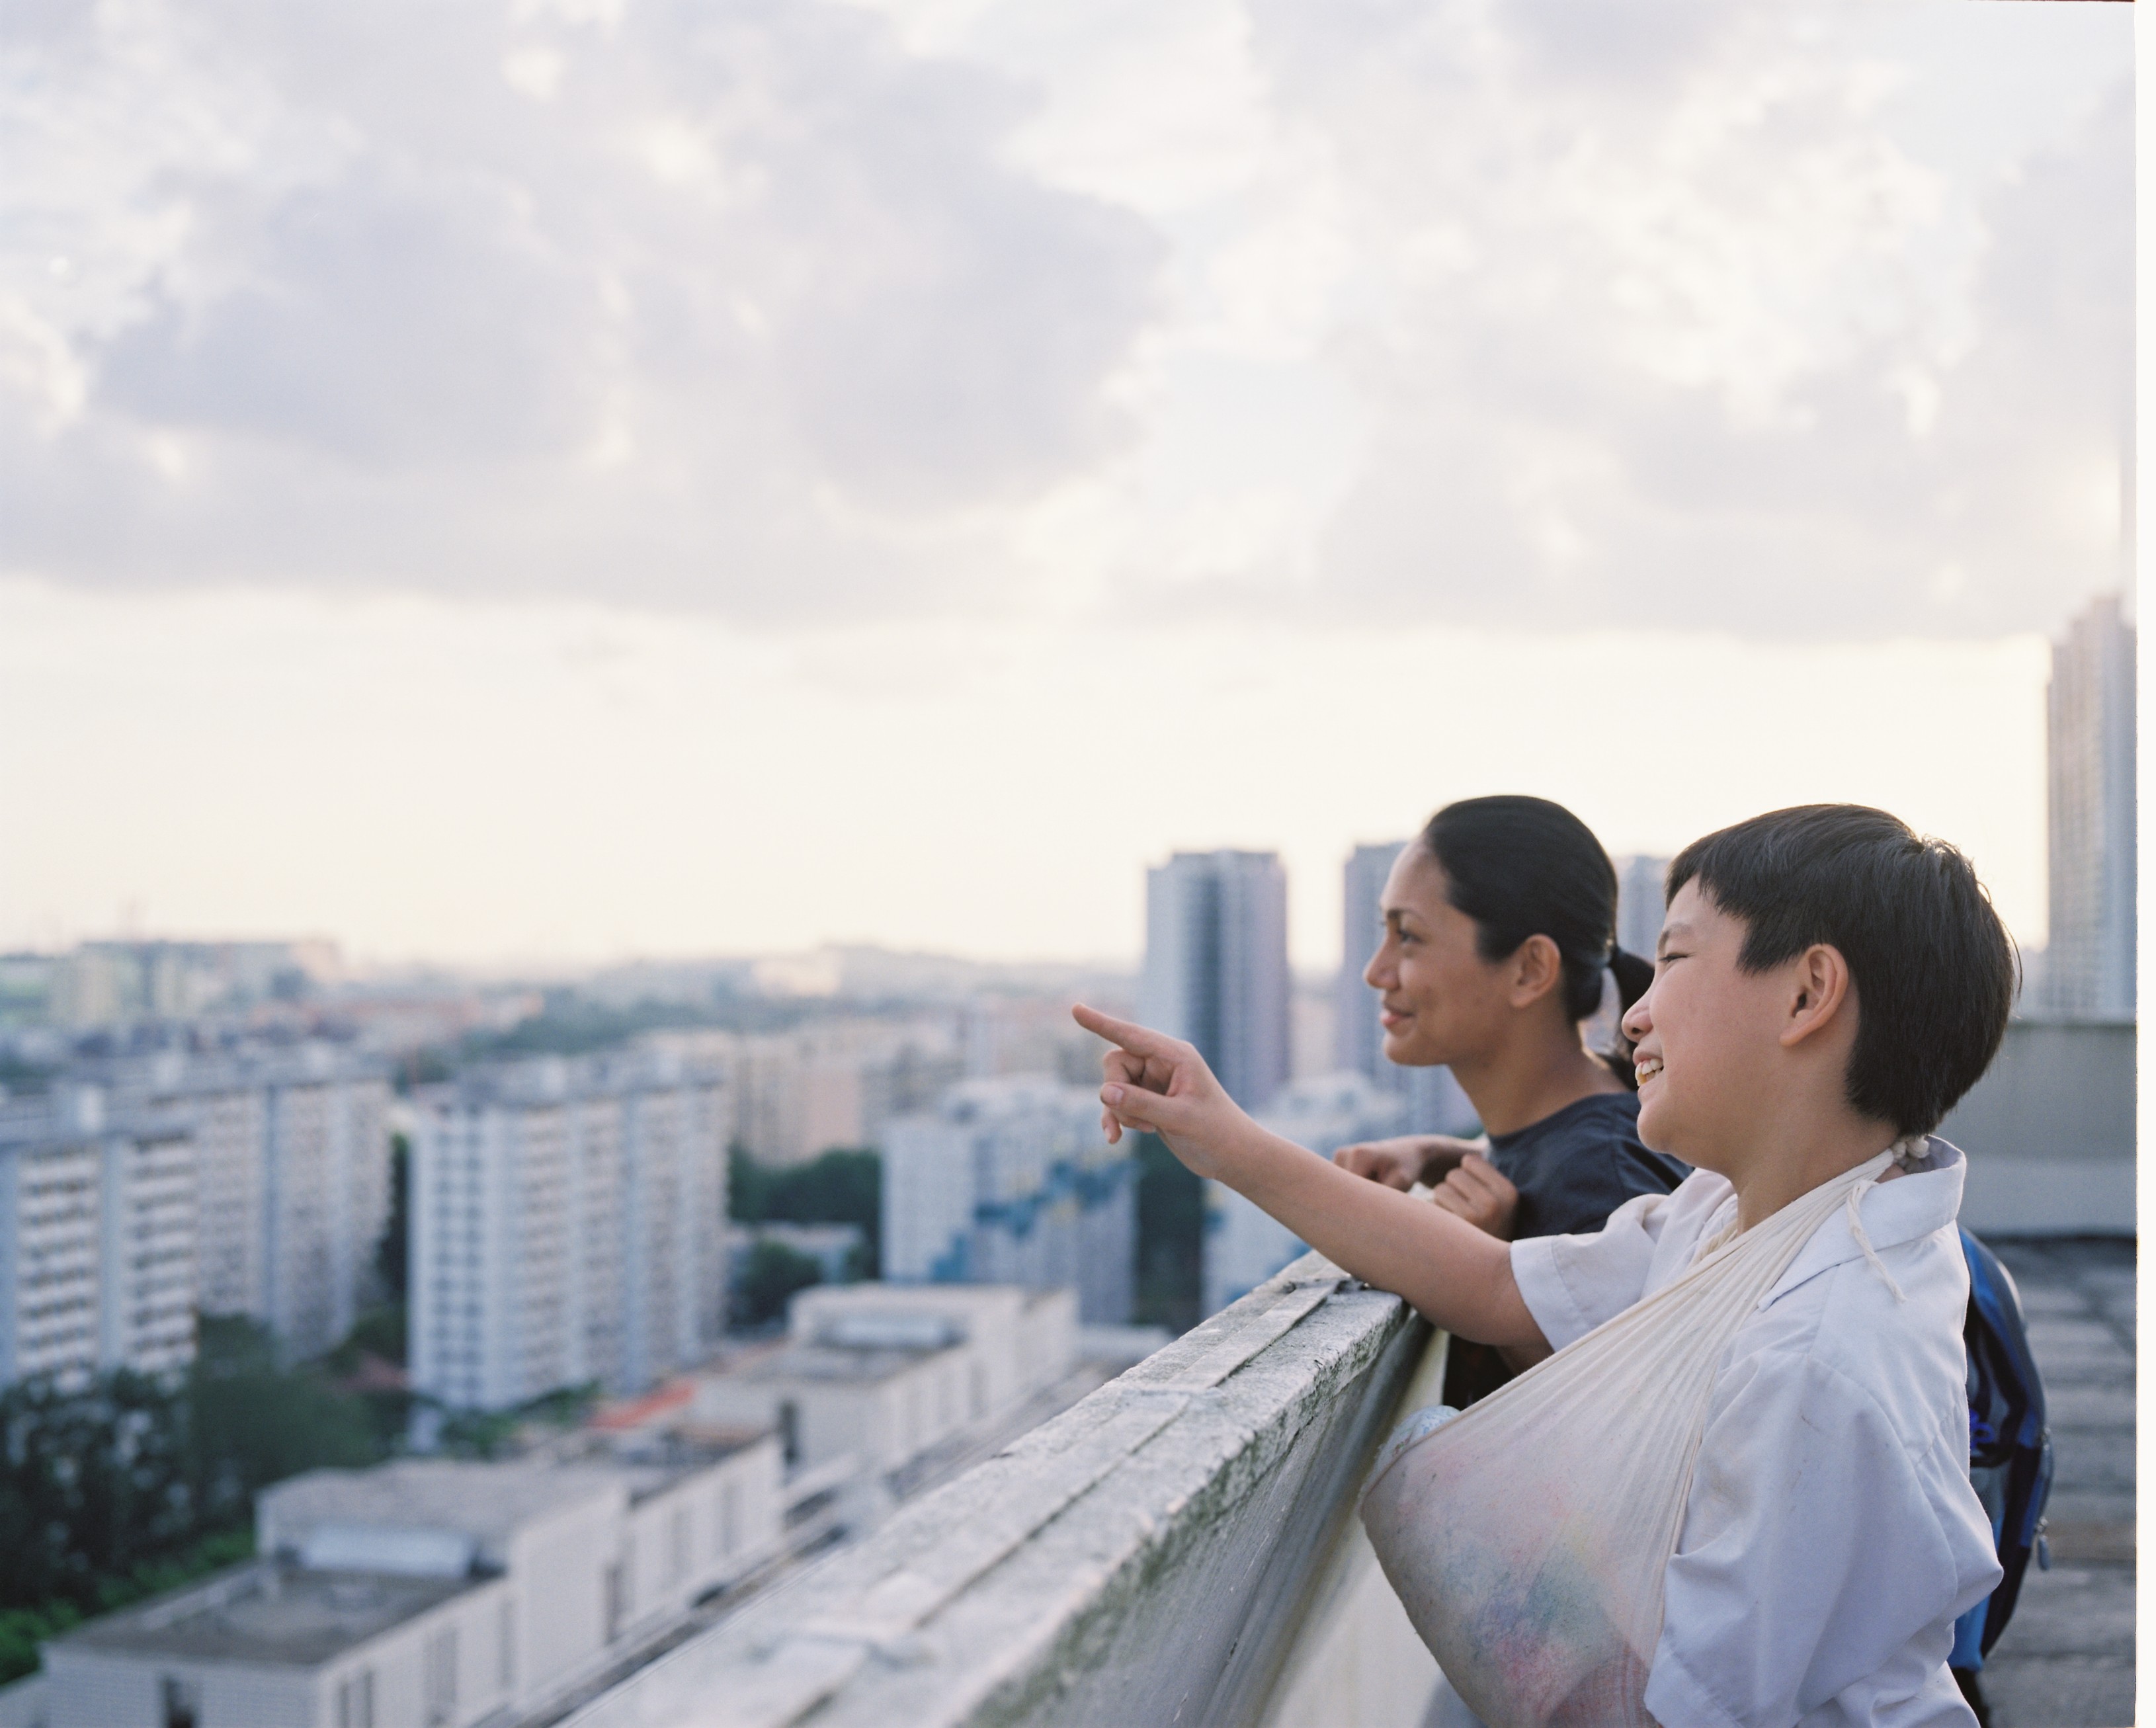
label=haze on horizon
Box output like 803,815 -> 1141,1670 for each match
0,0 -> 2130,972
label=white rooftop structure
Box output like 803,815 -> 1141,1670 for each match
42,1439 -> 782,1728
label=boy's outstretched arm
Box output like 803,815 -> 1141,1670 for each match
1073,1004 -> 1546,1350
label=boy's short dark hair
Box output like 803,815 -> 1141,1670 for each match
1667,805 -> 2017,1137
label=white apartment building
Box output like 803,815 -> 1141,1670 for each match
42,1438 -> 782,1728
2048,593 -> 2136,1018
103,1044 -> 393,1362
0,1086 -> 196,1387
410,1054 -> 729,1411
692,1282 -> 1076,1477
1205,1073 -> 1408,1316
881,1077 -> 1135,1324
1143,850 -> 1291,1110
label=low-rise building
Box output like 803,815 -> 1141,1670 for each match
691,1282 -> 1076,1477
42,1436 -> 782,1728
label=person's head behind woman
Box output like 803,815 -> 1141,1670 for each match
1366,794 -> 1653,1085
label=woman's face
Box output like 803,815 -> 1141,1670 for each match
1363,843 -> 1520,1068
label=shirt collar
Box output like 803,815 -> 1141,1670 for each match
1760,1137 -> 1968,1307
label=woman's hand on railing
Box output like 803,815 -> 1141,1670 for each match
1071,1004 -> 1253,1181
1331,1133 -> 1480,1190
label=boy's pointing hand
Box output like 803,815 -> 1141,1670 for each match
1071,1003 -> 1240,1174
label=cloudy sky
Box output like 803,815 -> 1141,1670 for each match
0,0 -> 2132,971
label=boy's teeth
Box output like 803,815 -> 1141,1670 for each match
1635,1057 -> 1663,1082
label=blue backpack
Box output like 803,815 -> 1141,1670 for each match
1948,1227 -> 2055,1671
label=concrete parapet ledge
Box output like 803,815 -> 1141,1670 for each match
564,1255 -> 1429,1728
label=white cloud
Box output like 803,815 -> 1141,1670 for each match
0,0 -> 2131,640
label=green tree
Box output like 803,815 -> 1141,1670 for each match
733,1147 -> 882,1276
185,1317 -> 380,1533
733,1240 -> 825,1328
0,1372 -> 193,1610
1134,1133 -> 1203,1333
0,1319 -> 391,1684
373,1133 -> 410,1301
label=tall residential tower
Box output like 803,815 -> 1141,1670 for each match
2047,595 -> 2136,1018
1142,850 -> 1290,1111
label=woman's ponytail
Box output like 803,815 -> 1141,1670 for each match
1608,945 -> 1654,1018
1600,944 -> 1657,1089
1422,796 -> 1657,1084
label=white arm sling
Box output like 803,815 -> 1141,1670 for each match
1359,1145 -> 1911,1728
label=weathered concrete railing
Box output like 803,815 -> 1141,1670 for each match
565,1253 -> 1444,1728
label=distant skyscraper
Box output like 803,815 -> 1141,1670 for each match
880,1078 -> 1135,1324
2047,595 -> 2137,1018
1142,850 -> 1291,1110
1331,841 -> 1477,1139
1614,855 -> 1671,959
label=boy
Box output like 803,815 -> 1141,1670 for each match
1077,805 -> 2011,1725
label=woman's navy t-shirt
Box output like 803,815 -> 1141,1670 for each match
1441,1089 -> 1688,1409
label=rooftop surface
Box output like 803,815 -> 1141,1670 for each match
262,1458 -> 624,1549
1971,1238 -> 2134,1728
741,1341 -> 948,1385
60,1561 -> 482,1667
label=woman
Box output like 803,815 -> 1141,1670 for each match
1331,795 -> 1686,1408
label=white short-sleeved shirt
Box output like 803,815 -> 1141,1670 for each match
1509,1140 -> 2002,1728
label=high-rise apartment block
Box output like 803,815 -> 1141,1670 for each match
0,1044 -> 391,1388
410,1055 -> 729,1412
1143,850 -> 1290,1110
2047,595 -> 2137,1019
881,1078 -> 1135,1325
0,1086 -> 196,1387
1333,842 -> 1478,1138
122,1047 -> 392,1361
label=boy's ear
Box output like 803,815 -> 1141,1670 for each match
1778,944 -> 1852,1048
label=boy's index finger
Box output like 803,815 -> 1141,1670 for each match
1071,1003 -> 1171,1054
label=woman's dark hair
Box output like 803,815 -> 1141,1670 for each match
1667,804 -> 2017,1136
1421,795 -> 1653,1083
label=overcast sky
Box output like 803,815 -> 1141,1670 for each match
0,0 -> 2132,971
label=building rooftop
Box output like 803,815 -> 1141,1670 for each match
60,1561 -> 484,1668
409,1052 -> 724,1113
738,1342 -> 950,1386
262,1459 -> 624,1553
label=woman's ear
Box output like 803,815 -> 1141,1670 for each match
1780,944 -> 1852,1048
1509,933 -> 1565,1009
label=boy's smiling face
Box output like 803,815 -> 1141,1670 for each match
1623,879 -> 1800,1170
